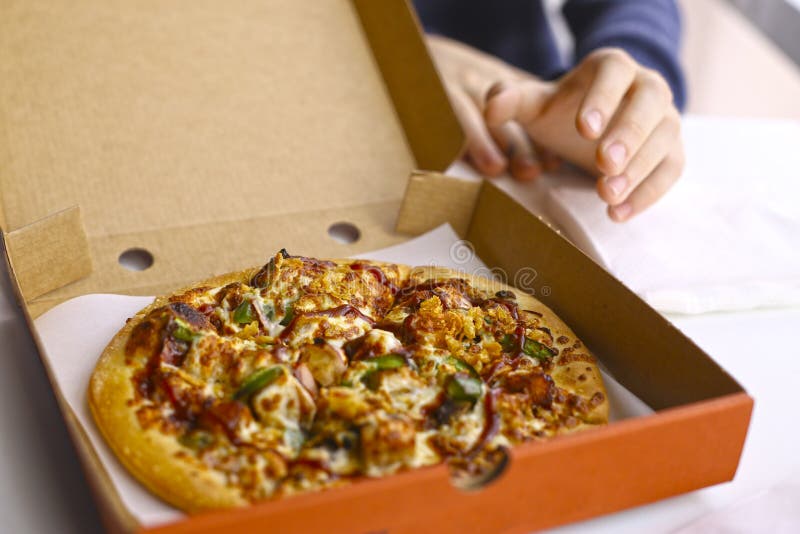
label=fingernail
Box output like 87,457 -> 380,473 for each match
611,203 -> 632,221
477,150 -> 504,170
519,156 -> 541,171
606,142 -> 627,168
584,109 -> 603,134
511,156 -> 541,181
606,175 -> 628,196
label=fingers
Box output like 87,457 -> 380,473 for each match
447,84 -> 507,176
455,73 -> 544,181
490,122 -> 542,182
597,109 -> 681,205
575,50 -> 637,139
606,145 -> 685,222
571,49 -> 681,220
596,69 -> 674,176
535,144 -> 562,172
483,79 -> 554,128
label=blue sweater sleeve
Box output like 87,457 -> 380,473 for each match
563,0 -> 687,110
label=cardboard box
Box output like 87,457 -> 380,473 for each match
0,0 -> 752,532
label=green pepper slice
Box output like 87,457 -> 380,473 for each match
446,356 -> 480,379
232,301 -> 254,324
372,353 -> 406,370
499,334 -> 555,360
234,366 -> 283,401
360,354 -> 406,390
262,303 -> 275,321
279,304 -> 295,326
499,333 -> 516,352
360,370 -> 382,391
172,319 -> 199,343
179,429 -> 214,450
445,374 -> 483,404
522,337 -> 556,360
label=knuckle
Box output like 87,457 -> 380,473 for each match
587,87 -> 618,110
584,47 -> 632,71
603,48 -> 634,68
584,48 -> 607,64
639,69 -> 673,102
623,118 -> 649,143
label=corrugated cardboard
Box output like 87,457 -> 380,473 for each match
0,0 -> 462,316
0,1 -> 752,532
4,205 -> 92,302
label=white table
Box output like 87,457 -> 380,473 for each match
567,307 -> 800,533
0,257 -> 104,534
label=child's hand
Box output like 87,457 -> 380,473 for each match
485,48 -> 685,222
426,35 -> 561,182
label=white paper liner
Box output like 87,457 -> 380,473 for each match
33,224 -> 652,526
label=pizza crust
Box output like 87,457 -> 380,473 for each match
89,260 -> 607,513
89,262 -> 407,512
89,271 -> 255,512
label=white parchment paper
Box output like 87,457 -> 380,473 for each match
33,224 -> 651,527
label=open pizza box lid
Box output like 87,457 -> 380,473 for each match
0,0 -> 463,317
0,1 -> 753,533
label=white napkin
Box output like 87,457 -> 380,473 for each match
451,116 -> 800,314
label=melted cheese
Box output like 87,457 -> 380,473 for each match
122,253 -> 604,505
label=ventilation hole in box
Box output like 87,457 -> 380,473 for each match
119,248 -> 154,271
448,446 -> 510,492
327,222 -> 360,244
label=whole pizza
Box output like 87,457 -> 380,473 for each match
89,250 -> 608,512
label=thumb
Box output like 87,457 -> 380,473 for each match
484,79 -> 554,128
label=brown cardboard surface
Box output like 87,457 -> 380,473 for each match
26,199 -> 409,318
0,0 -> 462,315
353,0 -> 464,172
396,171 -> 482,236
3,206 -> 92,301
0,0 -> 408,235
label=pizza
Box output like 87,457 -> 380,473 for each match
88,250 -> 608,512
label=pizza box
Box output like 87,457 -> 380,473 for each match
0,0 -> 752,532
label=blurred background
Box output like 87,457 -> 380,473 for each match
680,0 -> 800,119
544,0 -> 800,119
